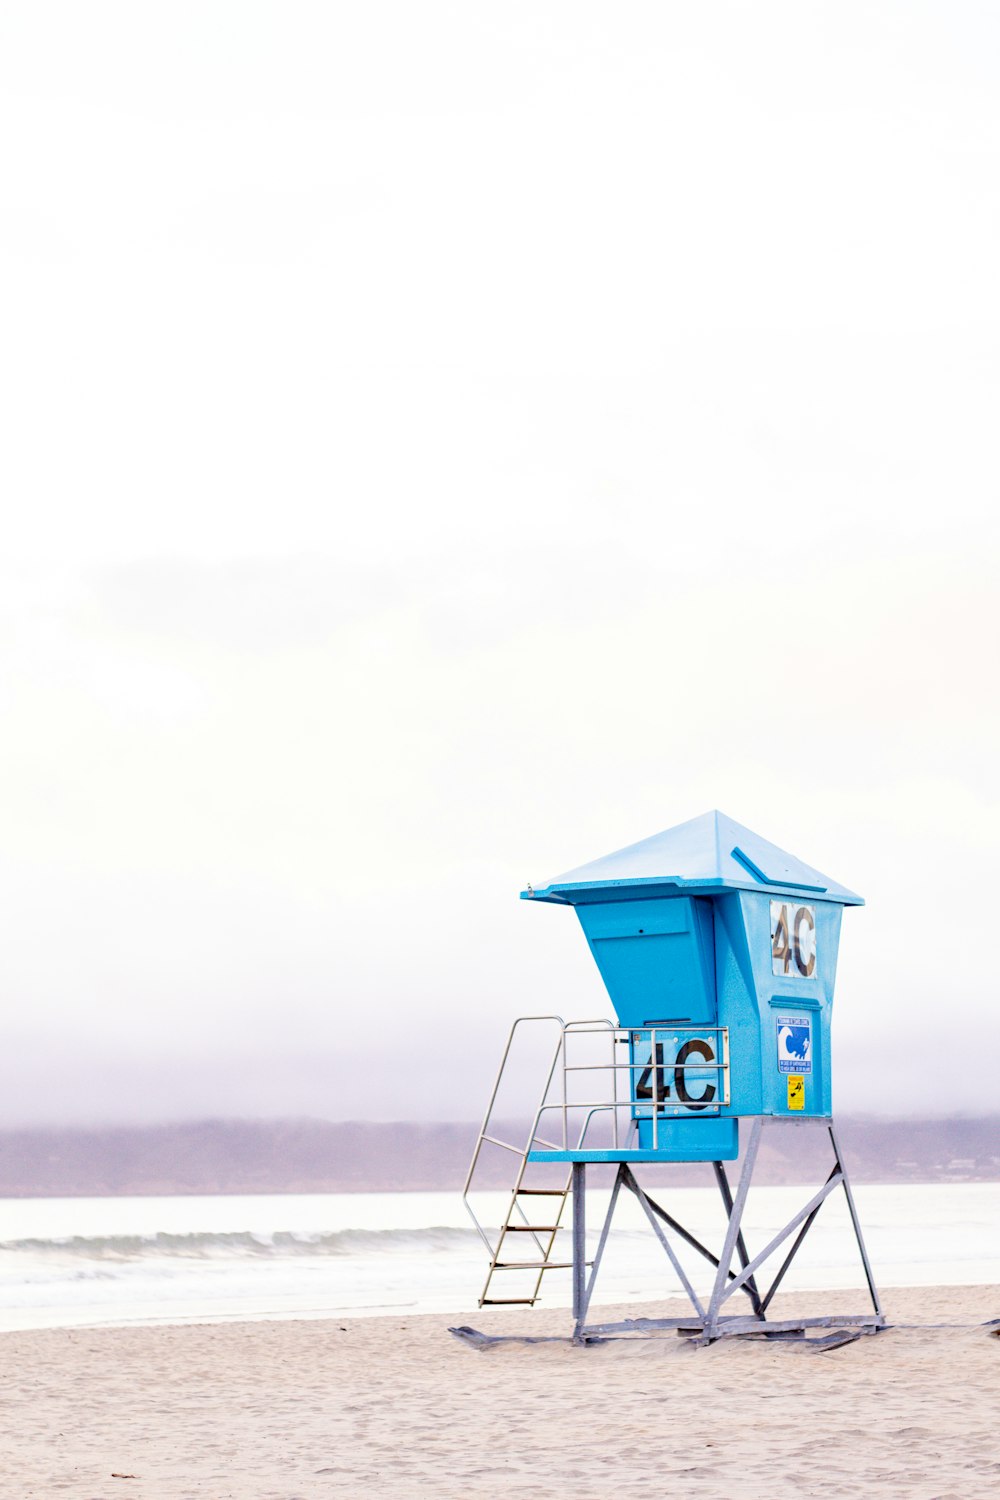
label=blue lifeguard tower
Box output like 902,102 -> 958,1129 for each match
460,812 -> 885,1346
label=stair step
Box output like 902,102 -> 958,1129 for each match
503,1224 -> 561,1233
481,1298 -> 537,1305
494,1261 -> 574,1270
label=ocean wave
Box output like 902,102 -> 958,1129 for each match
0,1226 -> 481,1261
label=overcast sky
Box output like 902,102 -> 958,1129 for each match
1,2 -> 998,1125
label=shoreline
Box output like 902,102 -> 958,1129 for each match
2,1278 -> 993,1338
1,1283 -> 997,1498
1,1265 -> 998,1338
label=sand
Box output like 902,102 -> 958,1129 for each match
0,1285 -> 997,1500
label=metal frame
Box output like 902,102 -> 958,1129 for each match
570,1116 -> 885,1345
550,1020 -> 732,1149
461,1016 -> 885,1344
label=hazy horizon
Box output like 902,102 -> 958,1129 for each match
0,1115 -> 996,1201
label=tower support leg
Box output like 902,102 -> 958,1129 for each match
712,1158 -> 764,1318
578,1117 -> 885,1346
572,1162 -> 630,1341
696,1117 -> 885,1343
571,1162 -> 586,1327
462,1117 -> 886,1349
829,1121 -> 884,1323
704,1116 -> 763,1338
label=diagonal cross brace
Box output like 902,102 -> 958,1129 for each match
758,1164 -> 840,1315
623,1172 -> 760,1308
621,1167 -> 706,1319
716,1171 -> 844,1308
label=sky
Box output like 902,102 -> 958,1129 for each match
1,1 -> 998,1125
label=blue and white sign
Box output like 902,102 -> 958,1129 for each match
775,1014 -> 812,1075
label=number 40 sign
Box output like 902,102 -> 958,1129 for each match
770,901 -> 816,978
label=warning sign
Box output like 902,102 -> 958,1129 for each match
787,1075 -> 805,1111
776,1014 -> 812,1075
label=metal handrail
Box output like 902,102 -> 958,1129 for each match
552,1023 -> 730,1153
462,1016 -> 617,1259
465,1018 -> 729,1172
462,1014 -> 565,1199
462,1016 -> 731,1260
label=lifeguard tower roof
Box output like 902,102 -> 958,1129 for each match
522,809 -> 863,906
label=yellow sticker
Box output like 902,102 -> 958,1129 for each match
787,1075 -> 805,1111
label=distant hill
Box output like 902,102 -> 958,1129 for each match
0,1116 -> 996,1197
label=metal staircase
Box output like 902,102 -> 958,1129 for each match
462,1015 -> 614,1307
479,1179 -> 573,1306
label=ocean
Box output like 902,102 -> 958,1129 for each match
0,1182 -> 996,1333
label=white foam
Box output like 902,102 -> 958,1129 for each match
0,1183 -> 996,1332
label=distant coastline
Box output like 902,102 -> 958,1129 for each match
0,1116 -> 997,1197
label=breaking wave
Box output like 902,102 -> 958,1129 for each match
0,1226 -> 480,1261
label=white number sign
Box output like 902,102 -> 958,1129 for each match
770,901 -> 816,978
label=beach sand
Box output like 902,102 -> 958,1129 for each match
0,1284 -> 996,1499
